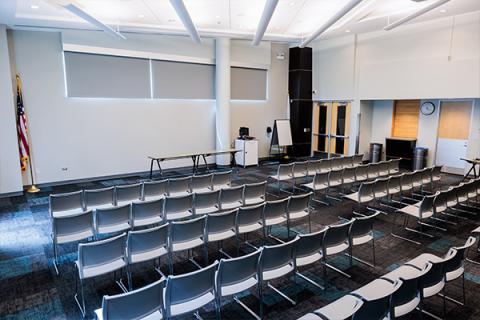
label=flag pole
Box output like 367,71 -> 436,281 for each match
26,154 -> 40,193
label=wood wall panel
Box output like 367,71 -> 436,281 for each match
438,101 -> 472,140
391,100 -> 420,139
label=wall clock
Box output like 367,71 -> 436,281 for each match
421,101 -> 436,115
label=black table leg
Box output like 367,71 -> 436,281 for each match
149,159 -> 154,180
464,164 -> 476,181
192,156 -> 197,175
202,155 -> 209,172
156,159 -> 163,178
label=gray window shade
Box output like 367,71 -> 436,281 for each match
64,52 -> 150,98
231,67 -> 267,100
152,60 -> 215,99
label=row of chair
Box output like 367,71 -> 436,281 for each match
90,212 -> 380,320
394,178 -> 480,244
299,236 -> 476,320
49,171 -> 233,218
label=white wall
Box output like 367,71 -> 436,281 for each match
0,25 -> 23,194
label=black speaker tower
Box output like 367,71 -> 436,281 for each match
288,47 -> 312,157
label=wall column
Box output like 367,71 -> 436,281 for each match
215,37 -> 231,165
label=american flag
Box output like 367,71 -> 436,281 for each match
16,75 -> 30,172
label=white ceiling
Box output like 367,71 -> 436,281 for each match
1,0 -> 479,44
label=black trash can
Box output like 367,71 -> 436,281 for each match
413,147 -> 428,170
370,143 -> 382,163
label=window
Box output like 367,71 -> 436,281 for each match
230,67 -> 267,100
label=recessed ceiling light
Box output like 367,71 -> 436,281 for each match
439,9 -> 447,13
215,15 -> 220,19
345,29 -> 351,33
137,14 -> 145,18
30,4 -> 39,9
168,18 -> 176,22
289,2 -> 295,6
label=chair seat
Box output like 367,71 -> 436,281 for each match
356,175 -> 368,181
238,222 -> 263,234
344,178 -> 356,184
352,234 -> 373,246
191,187 -> 213,194
296,252 -> 322,267
195,206 -> 219,215
397,206 -> 433,219
219,276 -> 258,297
56,229 -> 94,245
325,242 -> 349,256
289,210 -> 309,220
244,197 -> 265,206
302,182 -> 327,191
52,208 -> 85,218
472,226 -> 480,234
446,266 -> 464,282
379,171 -> 389,176
375,191 -> 388,198
314,294 -> 363,320
447,200 -> 457,207
97,222 -> 131,235
143,195 -> 165,202
388,187 -> 401,194
117,200 -> 137,207
167,291 -> 215,317
171,238 -> 204,252
221,201 -> 243,210
264,215 -> 287,227
458,196 -> 468,203
353,278 -> 398,300
207,230 -> 236,242
270,174 -> 292,181
297,313 -> 322,320
407,253 -> 440,268
94,309 -> 162,320
395,297 -> 420,317
77,257 -> 126,279
87,203 -> 115,211
329,181 -> 342,187
168,191 -> 191,197
344,192 -> 373,204
213,184 -> 231,191
134,216 -> 163,227
129,246 -> 168,264
165,211 -> 193,221
293,173 -> 307,178
383,265 -> 424,281
262,263 -> 294,281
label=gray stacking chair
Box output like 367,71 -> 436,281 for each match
318,158 -> 332,173
243,181 -> 267,206
262,198 -> 289,241
168,215 -> 206,273
349,212 -> 380,268
235,203 -> 265,253
295,228 -> 328,290
411,170 -> 425,193
354,164 -> 369,184
258,237 -> 299,318
323,220 -> 353,280
307,159 -> 322,176
327,169 -> 344,200
309,295 -> 363,320
95,278 -> 165,320
204,209 -> 237,259
95,204 -> 131,236
400,172 -> 415,199
162,194 -> 194,222
286,192 -> 313,237
219,185 -> 244,210
341,156 -> 353,169
269,163 -> 294,194
167,177 -> 191,197
433,191 -> 455,225
131,198 -> 163,228
367,163 -> 380,179
142,180 -> 167,202
193,189 -> 220,215
342,167 -> 357,192
215,250 -> 262,319
431,165 -> 443,187
50,190 -> 85,218
372,178 -> 389,211
190,174 -> 213,193
115,183 -> 142,207
302,172 -> 329,205
386,174 -> 403,202
343,181 -> 375,214
212,170 -> 232,190
85,187 -> 115,211
164,261 -> 219,319
126,224 -> 168,290
352,154 -> 364,167
389,158 -> 401,175
378,161 -> 390,176
75,233 -> 128,317
52,210 -> 94,274
330,157 -> 343,170
292,161 -> 308,186
421,167 -> 434,192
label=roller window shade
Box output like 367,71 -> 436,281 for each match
231,67 -> 267,100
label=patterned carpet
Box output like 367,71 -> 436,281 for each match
1,162 -> 480,320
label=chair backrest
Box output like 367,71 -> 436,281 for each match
318,159 -> 331,173
358,181 -> 375,200
132,198 -> 162,221
445,236 -> 477,273
259,237 -> 298,277
243,181 -> 267,202
353,154 -> 364,166
167,177 -> 191,196
287,192 -> 312,214
101,278 -> 165,320
389,159 -> 400,173
433,191 -> 448,209
50,190 -> 84,214
216,250 -> 261,296
263,198 -> 289,222
313,172 -> 329,189
411,170 -> 423,185
331,157 -> 342,169
169,215 -> 206,244
341,156 -> 353,168
193,190 -> 220,213
52,210 -> 94,242
400,173 -> 414,190
418,260 -> 445,292
127,224 -> 168,262
190,174 -> 213,192
163,194 -> 193,215
328,169 -> 344,185
372,178 -> 389,197
115,183 -> 142,205
219,185 -> 244,205
142,180 -> 167,201
343,167 -> 356,181
349,211 -> 379,240
84,187 -> 114,209
418,195 -> 435,218
367,163 -> 380,178
212,171 -> 232,188
355,164 -> 369,180
323,220 -> 353,250
307,159 -> 322,175
295,228 -> 327,260
205,209 -> 237,238
236,203 -> 264,228
277,163 -> 294,177
387,175 -> 402,192
164,261 -> 218,318
387,268 -> 426,315
352,279 -> 402,320
78,233 -> 126,278
96,204 -> 131,233
293,161 -> 308,176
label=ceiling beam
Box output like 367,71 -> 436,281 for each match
169,0 -> 201,44
62,3 -> 126,39
384,0 -> 450,31
299,0 -> 364,48
252,0 -> 279,46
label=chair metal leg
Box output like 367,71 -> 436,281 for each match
267,282 -> 296,305
295,271 -> 325,291
390,213 -> 421,245
74,274 -> 86,318
53,239 -> 60,275
233,296 -> 261,320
